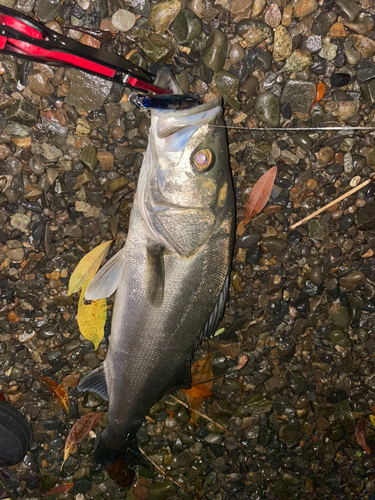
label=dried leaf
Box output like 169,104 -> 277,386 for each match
106,456 -> 135,488
68,239 -> 113,295
370,415 -> 375,427
62,412 -> 103,469
42,377 -> 69,416
184,378 -> 212,399
77,280 -> 107,350
310,82 -> 325,111
244,166 -> 278,226
355,419 -> 371,454
42,483 -> 74,496
237,353 -> 248,371
183,352 -> 213,424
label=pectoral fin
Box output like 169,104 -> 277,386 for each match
78,366 -> 108,400
145,243 -> 164,307
85,248 -> 125,301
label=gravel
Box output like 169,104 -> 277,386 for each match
1,0 -> 375,499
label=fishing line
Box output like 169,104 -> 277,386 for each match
208,125 -> 375,132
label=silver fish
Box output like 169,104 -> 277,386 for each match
78,91 -> 235,466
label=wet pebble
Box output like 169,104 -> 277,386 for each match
148,0 -> 181,35
201,28 -> 227,71
111,9 -> 136,32
255,91 -> 279,126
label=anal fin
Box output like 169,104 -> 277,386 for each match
78,366 -> 108,400
145,242 -> 164,307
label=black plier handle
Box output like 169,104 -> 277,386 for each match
0,6 -> 170,94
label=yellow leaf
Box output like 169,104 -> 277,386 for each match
214,327 -> 225,337
370,415 -> 375,427
68,240 -> 113,296
77,280 -> 107,350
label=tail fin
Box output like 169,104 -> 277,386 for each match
94,434 -> 144,469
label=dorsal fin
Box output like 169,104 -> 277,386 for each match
145,242 -> 165,307
197,272 -> 230,347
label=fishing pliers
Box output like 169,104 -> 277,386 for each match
0,5 -> 169,95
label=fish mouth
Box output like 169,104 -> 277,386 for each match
153,99 -> 222,139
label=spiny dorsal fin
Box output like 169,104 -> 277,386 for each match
78,366 -> 108,400
85,248 -> 125,301
197,272 -> 230,348
145,242 -> 164,308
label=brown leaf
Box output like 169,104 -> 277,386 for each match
183,352 -> 213,424
106,456 -> 135,488
355,419 -> 371,454
62,412 -> 103,468
237,353 -> 249,371
183,378 -> 212,399
244,165 -> 278,226
42,482 -> 74,496
42,377 -> 69,416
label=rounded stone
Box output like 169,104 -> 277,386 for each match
262,236 -> 287,253
28,71 -> 54,96
273,25 -> 292,62
107,176 -> 129,193
328,328 -> 351,347
200,28 -> 228,71
172,9 -> 202,46
331,73 -> 351,88
229,42 -> 246,64
293,0 -> 318,18
148,0 -> 181,35
111,9 -> 136,32
254,91 -> 280,126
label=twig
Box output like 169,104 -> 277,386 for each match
138,446 -> 198,499
169,395 -> 250,456
290,175 -> 375,230
191,371 -> 233,386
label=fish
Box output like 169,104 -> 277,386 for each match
78,75 -> 235,467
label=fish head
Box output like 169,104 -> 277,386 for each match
139,99 -> 233,256
151,99 -> 229,210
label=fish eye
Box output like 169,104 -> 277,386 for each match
193,149 -> 213,172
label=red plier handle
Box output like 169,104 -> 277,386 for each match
0,6 -> 170,94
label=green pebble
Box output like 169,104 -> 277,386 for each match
213,70 -> 241,111
139,33 -> 175,64
262,236 -> 287,254
79,145 -> 98,172
6,99 -> 39,126
308,219 -> 329,239
332,306 -> 351,329
172,9 -> 202,46
328,328 -> 351,347
255,91 -> 280,126
200,28 -> 227,70
82,392 -> 103,408
108,176 -> 129,193
148,480 -> 176,500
